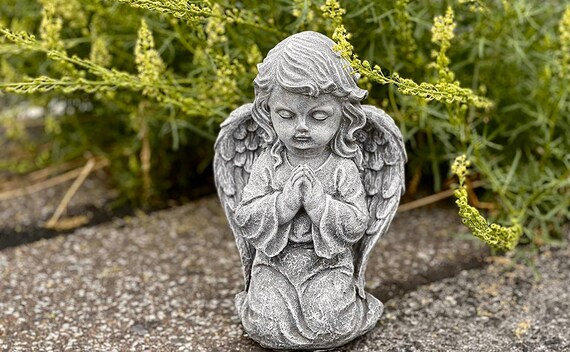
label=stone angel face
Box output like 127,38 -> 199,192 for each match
269,85 -> 342,161
214,31 -> 407,350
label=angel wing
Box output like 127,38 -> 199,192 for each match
213,103 -> 266,290
354,105 -> 407,299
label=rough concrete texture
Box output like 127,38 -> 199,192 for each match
0,192 -> 568,351
339,244 -> 570,352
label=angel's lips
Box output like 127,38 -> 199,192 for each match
293,135 -> 312,141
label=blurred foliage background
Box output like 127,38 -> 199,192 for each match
0,0 -> 568,247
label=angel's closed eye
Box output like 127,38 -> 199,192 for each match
277,109 -> 294,119
311,110 -> 330,121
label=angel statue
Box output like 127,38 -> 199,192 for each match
214,31 -> 406,350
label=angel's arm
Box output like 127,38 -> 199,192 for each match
234,154 -> 292,257
308,161 -> 369,259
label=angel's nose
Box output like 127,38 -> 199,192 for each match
295,116 -> 308,132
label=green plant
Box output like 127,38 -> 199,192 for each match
1,0 -> 568,248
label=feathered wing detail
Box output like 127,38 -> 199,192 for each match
354,105 -> 407,298
213,103 -> 266,290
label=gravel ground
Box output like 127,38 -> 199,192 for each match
0,193 -> 567,351
340,240 -> 570,352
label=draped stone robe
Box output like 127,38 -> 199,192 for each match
234,150 -> 382,350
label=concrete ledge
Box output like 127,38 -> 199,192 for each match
1,195 -> 567,351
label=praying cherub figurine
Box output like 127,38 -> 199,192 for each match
214,31 -> 406,350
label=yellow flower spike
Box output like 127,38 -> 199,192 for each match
135,20 -> 165,97
205,4 -> 227,47
452,155 -> 522,252
431,7 -> 456,47
39,3 -> 64,52
90,37 -> 112,68
322,2 -> 493,109
430,7 -> 456,84
320,0 -> 345,24
394,0 -> 417,60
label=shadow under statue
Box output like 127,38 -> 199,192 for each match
214,31 -> 406,350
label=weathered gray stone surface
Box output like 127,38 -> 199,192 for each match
214,31 -> 407,349
1,192 -> 568,351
